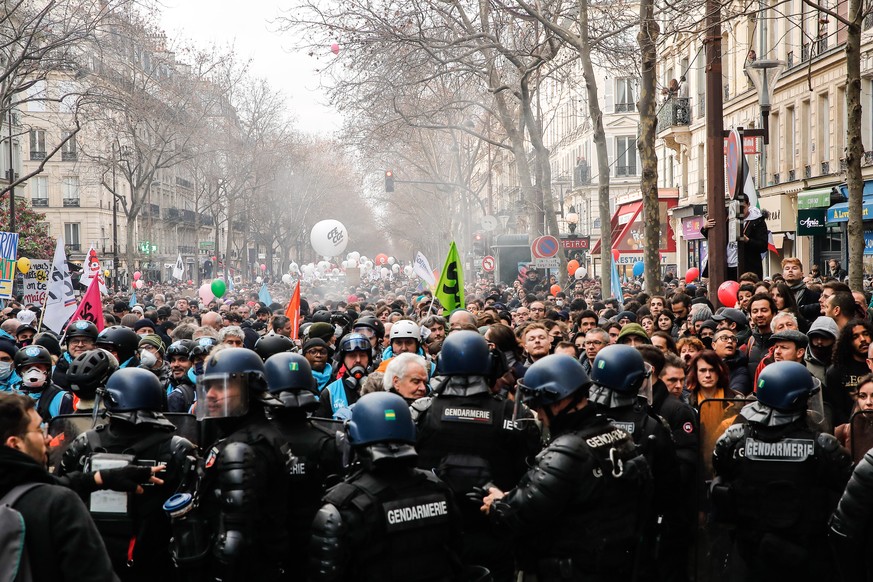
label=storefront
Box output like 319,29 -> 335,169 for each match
680,215 -> 707,270
797,186 -> 838,270
825,181 -> 873,273
592,190 -> 679,278
758,193 -> 798,277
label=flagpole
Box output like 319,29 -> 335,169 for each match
36,300 -> 46,331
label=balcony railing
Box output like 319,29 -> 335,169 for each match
788,169 -> 796,181
840,158 -> 848,172
787,51 -> 795,68
802,43 -> 810,61
182,209 -> 196,223
804,165 -> 812,179
772,173 -> 781,185
62,197 -> 80,207
61,151 -> 77,162
30,151 -> 46,161
697,95 -> 705,118
31,198 -> 48,207
615,102 -> 635,113
165,207 -> 181,221
616,165 -> 637,177
179,245 -> 197,255
657,97 -> 691,133
66,243 -> 81,252
822,161 -> 830,175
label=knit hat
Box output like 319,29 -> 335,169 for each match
307,322 -> 335,343
138,334 -> 166,355
303,338 -> 331,355
0,337 -> 18,358
616,323 -> 651,345
133,318 -> 157,332
615,311 -> 637,323
34,333 -> 61,357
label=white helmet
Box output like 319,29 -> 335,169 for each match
390,319 -> 421,342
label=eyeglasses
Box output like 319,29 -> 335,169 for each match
530,307 -> 545,312
584,340 -> 606,346
69,338 -> 94,346
305,348 -> 328,356
715,335 -> 737,343
27,423 -> 47,436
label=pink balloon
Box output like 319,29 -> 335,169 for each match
198,283 -> 215,305
135,280 -> 144,289
685,267 -> 699,284
331,42 -> 340,55
260,263 -> 267,271
133,271 -> 142,281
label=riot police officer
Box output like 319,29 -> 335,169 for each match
264,352 -> 345,570
97,325 -> 142,368
166,340 -> 196,413
15,344 -> 74,421
711,361 -> 853,581
169,347 -> 291,581
53,320 -> 99,389
588,344 -> 681,581
58,367 -> 197,581
481,354 -> 651,581
309,391 -> 463,582
414,330 -> 540,581
315,333 -> 371,420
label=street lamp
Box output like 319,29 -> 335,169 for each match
744,59 -> 786,145
566,205 -> 579,236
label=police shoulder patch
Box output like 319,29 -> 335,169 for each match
683,421 -> 694,434
205,446 -> 219,469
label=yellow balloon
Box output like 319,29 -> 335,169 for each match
104,270 -> 111,278
17,257 -> 30,274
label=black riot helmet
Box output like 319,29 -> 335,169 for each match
347,392 -> 417,467
756,361 -> 817,412
354,315 -> 385,340
103,367 -> 172,426
196,347 -> 271,420
589,344 -> 650,409
518,354 -> 591,410
166,340 -> 194,359
436,330 -> 491,376
254,335 -> 296,362
96,326 -> 141,364
68,349 -> 119,400
264,353 -> 319,411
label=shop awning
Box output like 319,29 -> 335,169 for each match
826,196 -> 873,223
797,187 -> 834,209
838,180 -> 873,200
591,201 -> 642,254
592,197 -> 677,254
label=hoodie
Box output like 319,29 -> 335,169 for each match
806,317 -> 838,388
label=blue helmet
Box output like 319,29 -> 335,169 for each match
756,361 -> 816,412
590,345 -> 648,395
518,354 -> 591,409
347,392 -> 416,447
264,353 -> 319,411
104,367 -> 163,412
436,330 -> 491,376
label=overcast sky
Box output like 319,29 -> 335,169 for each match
158,0 -> 343,136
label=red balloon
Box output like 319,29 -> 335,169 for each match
375,254 -> 389,265
550,284 -> 562,296
718,280 -> 740,307
330,42 -> 340,55
685,267 -> 699,284
612,250 -> 620,263
567,260 -> 580,274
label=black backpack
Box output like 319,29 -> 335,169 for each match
0,483 -> 41,582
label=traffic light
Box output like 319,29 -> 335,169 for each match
385,170 -> 395,192
473,231 -> 485,255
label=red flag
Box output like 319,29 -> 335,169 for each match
284,282 -> 301,340
66,273 -> 105,332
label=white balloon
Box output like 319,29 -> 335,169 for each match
403,265 -> 413,276
310,219 -> 349,257
365,260 -> 373,269
387,256 -> 396,265
256,276 -> 263,283
289,262 -> 299,274
380,267 -> 389,279
349,251 -> 361,262
574,266 -> 588,279
282,274 -> 292,284
392,264 -> 400,273
332,268 -> 340,275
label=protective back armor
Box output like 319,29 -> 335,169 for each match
321,469 -> 458,581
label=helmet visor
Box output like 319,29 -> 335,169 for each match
353,326 -> 375,339
517,382 -> 561,410
196,374 -> 250,420
342,336 -> 371,353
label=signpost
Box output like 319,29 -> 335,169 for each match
481,255 -> 495,272
531,235 -> 560,269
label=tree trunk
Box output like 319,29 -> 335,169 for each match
847,0 -> 864,290
578,0 -> 612,298
638,0 -> 662,295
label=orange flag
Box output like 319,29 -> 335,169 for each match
284,281 -> 301,340
67,273 -> 105,332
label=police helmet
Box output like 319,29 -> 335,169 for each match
96,325 -> 141,363
435,330 -> 490,376
264,353 -> 318,411
166,340 -> 194,359
104,367 -> 163,412
189,336 -> 218,359
354,315 -> 385,339
68,349 -> 119,398
311,309 -> 332,323
517,354 -> 591,409
389,320 -> 420,343
196,347 -> 271,420
347,392 -> 416,447
202,347 -> 268,394
590,344 -> 648,395
254,335 -> 296,361
14,345 -> 53,371
66,320 -> 99,341
339,333 -> 371,356
756,361 -> 817,412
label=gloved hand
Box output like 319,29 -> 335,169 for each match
98,465 -> 155,492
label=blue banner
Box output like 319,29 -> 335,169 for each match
827,197 -> 873,223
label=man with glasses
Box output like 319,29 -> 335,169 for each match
581,328 -> 609,375
713,328 -> 752,395
303,338 -> 333,391
512,307 -> 530,328
52,320 -> 98,390
529,302 -> 546,322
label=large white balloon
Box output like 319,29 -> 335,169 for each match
282,274 -> 292,284
574,266 -> 588,279
403,265 -> 413,276
289,262 -> 299,274
310,219 -> 349,257
349,251 -> 361,262
391,264 -> 400,273
387,256 -> 396,265
380,267 -> 390,279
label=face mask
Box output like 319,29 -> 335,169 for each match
18,339 -> 32,348
348,364 -> 367,382
335,324 -> 344,338
140,349 -> 158,368
701,337 -> 713,350
0,362 -> 12,380
556,300 -> 564,307
22,367 -> 46,389
194,361 -> 205,375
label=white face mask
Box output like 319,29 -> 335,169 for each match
556,300 -> 564,307
22,367 -> 47,389
0,361 -> 13,380
140,349 -> 158,368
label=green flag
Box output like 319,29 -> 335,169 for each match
435,241 -> 465,312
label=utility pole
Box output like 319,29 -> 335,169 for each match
705,0 -> 727,303
7,109 -> 14,233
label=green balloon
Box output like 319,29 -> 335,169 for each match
211,278 -> 227,298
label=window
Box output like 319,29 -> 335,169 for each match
62,176 -> 80,206
616,136 -> 638,176
819,93 -> 830,169
30,129 -> 46,160
64,223 -> 81,251
28,81 -> 46,113
31,177 -> 48,206
61,132 -> 77,161
615,78 -> 636,112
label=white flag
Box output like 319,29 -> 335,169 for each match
413,252 -> 436,287
173,253 -> 185,280
43,238 -> 77,334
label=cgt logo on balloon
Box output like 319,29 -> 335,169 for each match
311,219 -> 349,257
